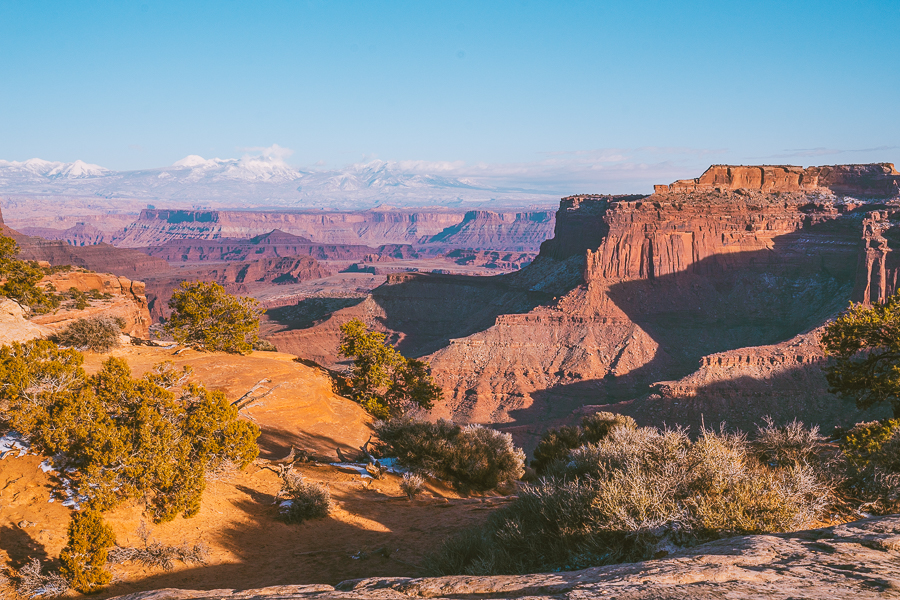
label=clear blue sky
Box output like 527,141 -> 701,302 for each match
1,0 -> 898,190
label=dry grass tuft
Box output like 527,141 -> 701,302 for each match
399,472 -> 426,499
108,522 -> 209,571
14,558 -> 69,598
52,316 -> 123,352
279,471 -> 333,524
753,416 -> 827,467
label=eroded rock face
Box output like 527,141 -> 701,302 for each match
18,222 -> 108,246
273,164 -> 899,434
139,231 -> 406,263
108,516 -> 900,600
114,208 -> 557,251
142,255 -> 332,321
655,163 -> 900,197
31,271 -> 152,337
423,191 -> 864,425
0,299 -> 53,345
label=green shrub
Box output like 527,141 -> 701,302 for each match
252,339 -> 278,352
374,417 -> 525,492
580,412 -> 637,444
839,419 -> 900,514
165,281 -> 264,354
53,316 -> 123,352
427,425 -> 828,576
0,340 -> 260,522
0,234 -> 58,313
840,419 -> 900,468
280,472 -> 332,523
531,411 -> 637,475
530,425 -> 582,475
59,511 -> 115,593
338,319 -> 442,418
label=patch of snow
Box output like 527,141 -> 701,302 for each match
329,459 -> 407,479
47,159 -> 108,179
173,154 -> 215,168
0,431 -> 30,457
330,462 -> 374,478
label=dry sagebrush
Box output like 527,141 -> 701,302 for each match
53,316 -> 123,352
14,558 -> 69,598
374,417 -> 525,492
279,471 -> 333,523
428,424 -> 830,576
400,472 -> 426,499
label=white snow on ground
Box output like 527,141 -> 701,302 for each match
1,434 -> 85,508
0,431 -> 30,457
329,458 -> 407,479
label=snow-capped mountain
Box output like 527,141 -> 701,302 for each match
0,154 -> 557,209
0,158 -> 108,179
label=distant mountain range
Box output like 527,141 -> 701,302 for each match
0,156 -> 559,209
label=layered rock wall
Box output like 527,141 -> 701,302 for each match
655,163 -> 900,197
107,516 -> 900,600
32,271 -> 152,337
115,208 -> 556,250
856,209 -> 900,304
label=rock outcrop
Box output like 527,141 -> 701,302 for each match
31,271 -> 152,337
113,208 -> 556,251
142,255 -> 332,321
445,249 -> 535,270
0,299 -> 53,345
419,210 -> 556,251
655,163 -> 900,197
109,515 -> 900,600
139,230 -> 409,263
273,164 -> 900,436
18,222 -> 108,246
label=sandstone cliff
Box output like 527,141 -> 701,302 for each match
655,162 -> 900,197
139,230 -> 409,263
113,208 -> 556,251
32,270 -> 152,337
19,222 -> 108,246
108,515 -> 900,600
272,164 -> 900,437
142,254 -> 332,321
419,210 -> 556,251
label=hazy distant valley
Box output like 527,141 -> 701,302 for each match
4,162 -> 900,599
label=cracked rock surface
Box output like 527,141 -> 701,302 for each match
110,515 -> 900,600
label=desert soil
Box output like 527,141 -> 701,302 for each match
0,346 -> 508,598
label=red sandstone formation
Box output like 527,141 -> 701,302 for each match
139,230 -> 412,263
32,270 -> 152,337
272,164 -> 900,435
654,163 -> 900,197
19,222 -> 108,246
445,249 -> 535,270
142,254 -> 332,321
419,210 -> 556,251
1,206 -> 171,278
112,207 -> 556,251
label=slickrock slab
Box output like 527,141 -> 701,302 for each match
110,516 -> 900,600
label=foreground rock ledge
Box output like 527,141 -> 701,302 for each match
113,516 -> 900,600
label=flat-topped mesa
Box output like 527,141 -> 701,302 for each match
654,163 -> 900,197
540,194 -> 646,260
